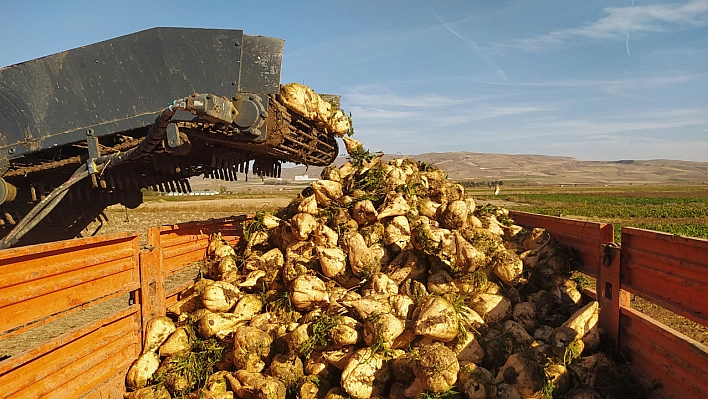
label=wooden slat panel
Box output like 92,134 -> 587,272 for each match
162,241 -> 211,272
620,306 -> 708,399
622,228 -> 708,328
160,234 -> 241,262
164,255 -> 206,276
0,306 -> 138,376
0,232 -> 139,338
0,232 -> 144,398
41,337 -> 136,399
150,216 -> 248,282
509,211 -> 613,277
0,270 -> 138,334
0,290 -> 133,341
163,271 -> 200,307
159,231 -> 209,248
165,292 -> 181,308
625,348 -> 693,399
9,332 -> 136,398
0,233 -> 138,286
152,216 -> 248,250
0,256 -> 135,308
158,225 -> 243,245
80,370 -> 130,399
0,308 -> 140,397
166,280 -> 196,300
148,216 -> 251,314
582,287 -> 597,301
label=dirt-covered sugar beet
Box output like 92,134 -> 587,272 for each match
124,134 -> 646,399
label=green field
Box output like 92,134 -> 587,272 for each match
469,185 -> 708,241
140,183 -> 708,242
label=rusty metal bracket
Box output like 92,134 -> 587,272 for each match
603,241 -> 620,267
85,129 -> 101,188
85,129 -> 100,172
164,124 -> 192,156
166,123 -> 183,149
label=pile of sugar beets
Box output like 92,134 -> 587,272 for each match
124,137 -> 644,399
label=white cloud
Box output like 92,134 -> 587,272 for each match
541,135 -> 708,162
498,0 -> 708,52
465,105 -> 550,121
645,42 -> 708,58
344,85 -> 467,108
494,107 -> 708,141
346,106 -> 413,120
351,98 -> 708,161
473,72 -> 708,95
536,117 -> 706,137
344,85 -> 550,129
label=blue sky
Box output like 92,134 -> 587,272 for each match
1,0 -> 707,161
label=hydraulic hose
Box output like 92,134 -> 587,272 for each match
96,105 -> 177,168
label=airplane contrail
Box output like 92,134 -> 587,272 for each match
433,13 -> 508,80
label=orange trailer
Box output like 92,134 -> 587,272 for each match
0,212 -> 706,398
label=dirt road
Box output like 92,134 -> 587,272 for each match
90,197 -> 293,243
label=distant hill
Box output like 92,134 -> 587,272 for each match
277,152 -> 708,186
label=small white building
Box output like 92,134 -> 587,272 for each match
166,190 -> 218,196
294,174 -> 318,182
